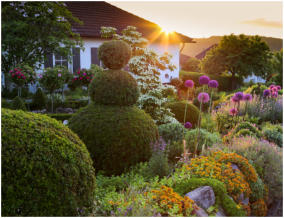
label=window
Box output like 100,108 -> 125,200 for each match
55,54 -> 68,68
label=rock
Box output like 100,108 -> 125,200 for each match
216,207 -> 226,216
231,163 -> 239,171
186,186 -> 215,210
194,205 -> 208,217
63,120 -> 69,125
237,192 -> 249,206
55,107 -> 73,114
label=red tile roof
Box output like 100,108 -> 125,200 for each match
65,1 -> 194,43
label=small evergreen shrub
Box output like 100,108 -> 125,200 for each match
185,128 -> 221,154
262,123 -> 283,147
1,109 -> 96,216
98,40 -> 131,69
158,122 -> 185,143
31,88 -> 46,110
89,69 -> 139,106
69,104 -> 158,175
235,128 -> 256,137
233,122 -> 262,138
249,177 -> 265,203
11,96 -> 27,111
167,101 -> 200,127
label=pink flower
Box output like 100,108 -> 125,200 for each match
74,78 -> 78,80
79,77 -> 83,80
83,72 -> 87,76
276,85 -> 281,91
77,71 -> 80,75
269,85 -> 275,89
12,74 -> 15,77
229,108 -> 238,116
184,80 -> 194,88
198,92 -> 210,103
86,76 -> 90,80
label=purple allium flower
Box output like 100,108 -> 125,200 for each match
231,95 -> 240,103
58,73 -> 62,77
199,75 -> 210,85
229,108 -> 238,116
234,92 -> 244,101
269,85 -> 275,89
184,122 -> 192,129
243,93 -> 252,101
198,92 -> 210,103
208,80 -> 219,88
276,85 -> 281,91
184,80 -> 194,88
271,91 -> 278,98
263,89 -> 271,97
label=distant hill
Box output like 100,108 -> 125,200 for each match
182,36 -> 283,58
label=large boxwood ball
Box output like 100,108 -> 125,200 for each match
167,101 -> 200,128
89,69 -> 139,106
68,104 -> 159,175
98,40 -> 131,69
1,109 -> 96,216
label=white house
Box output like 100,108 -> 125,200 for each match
41,1 -> 194,84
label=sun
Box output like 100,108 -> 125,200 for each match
161,26 -> 174,35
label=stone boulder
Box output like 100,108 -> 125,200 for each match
55,107 -> 74,114
186,186 -> 215,210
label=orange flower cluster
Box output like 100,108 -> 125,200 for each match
216,152 -> 257,183
151,186 -> 196,216
185,155 -> 251,201
251,199 -> 267,216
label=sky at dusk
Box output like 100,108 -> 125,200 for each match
110,1 -> 283,39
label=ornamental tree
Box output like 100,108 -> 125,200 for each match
200,34 -> 271,89
100,26 -> 177,124
9,64 -> 36,96
39,66 -> 72,112
2,2 -> 83,79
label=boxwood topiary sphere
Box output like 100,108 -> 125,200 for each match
98,40 -> 131,69
167,101 -> 200,128
2,109 -> 96,216
89,69 -> 139,106
68,103 -> 159,175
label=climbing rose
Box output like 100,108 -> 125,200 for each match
184,122 -> 192,129
184,80 -> 194,88
208,80 -> 219,88
198,92 -> 210,103
243,93 -> 252,101
199,75 -> 210,85
229,108 -> 238,116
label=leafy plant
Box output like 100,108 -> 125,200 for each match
262,123 -> 283,147
11,96 -> 27,111
2,109 -> 96,216
31,88 -> 47,110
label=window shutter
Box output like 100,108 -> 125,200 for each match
72,48 -> 80,73
91,47 -> 100,65
44,53 -> 53,68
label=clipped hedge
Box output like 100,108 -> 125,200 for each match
173,178 -> 246,217
89,69 -> 139,106
167,101 -> 200,128
98,40 -> 131,69
47,113 -> 73,122
69,104 -> 158,175
180,71 -> 243,91
1,109 -> 96,216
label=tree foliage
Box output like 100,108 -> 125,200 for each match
2,2 -> 83,73
182,57 -> 201,72
200,34 -> 271,88
269,49 -> 283,85
100,26 -> 178,124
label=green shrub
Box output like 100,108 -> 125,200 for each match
98,40 -> 131,69
2,98 -> 11,109
46,93 -> 64,112
158,123 -> 185,163
89,69 -> 139,106
249,177 -> 265,203
158,122 -> 185,143
173,178 -> 246,217
62,99 -> 88,109
244,84 -> 268,96
148,152 -> 170,178
69,104 -> 158,175
201,113 -> 217,133
11,96 -> 27,111
262,123 -> 283,147
181,57 -> 201,72
47,113 -> 73,122
167,101 -> 200,128
235,128 -> 257,138
1,109 -> 96,216
185,128 -> 221,154
1,86 -> 32,99
31,88 -> 46,110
